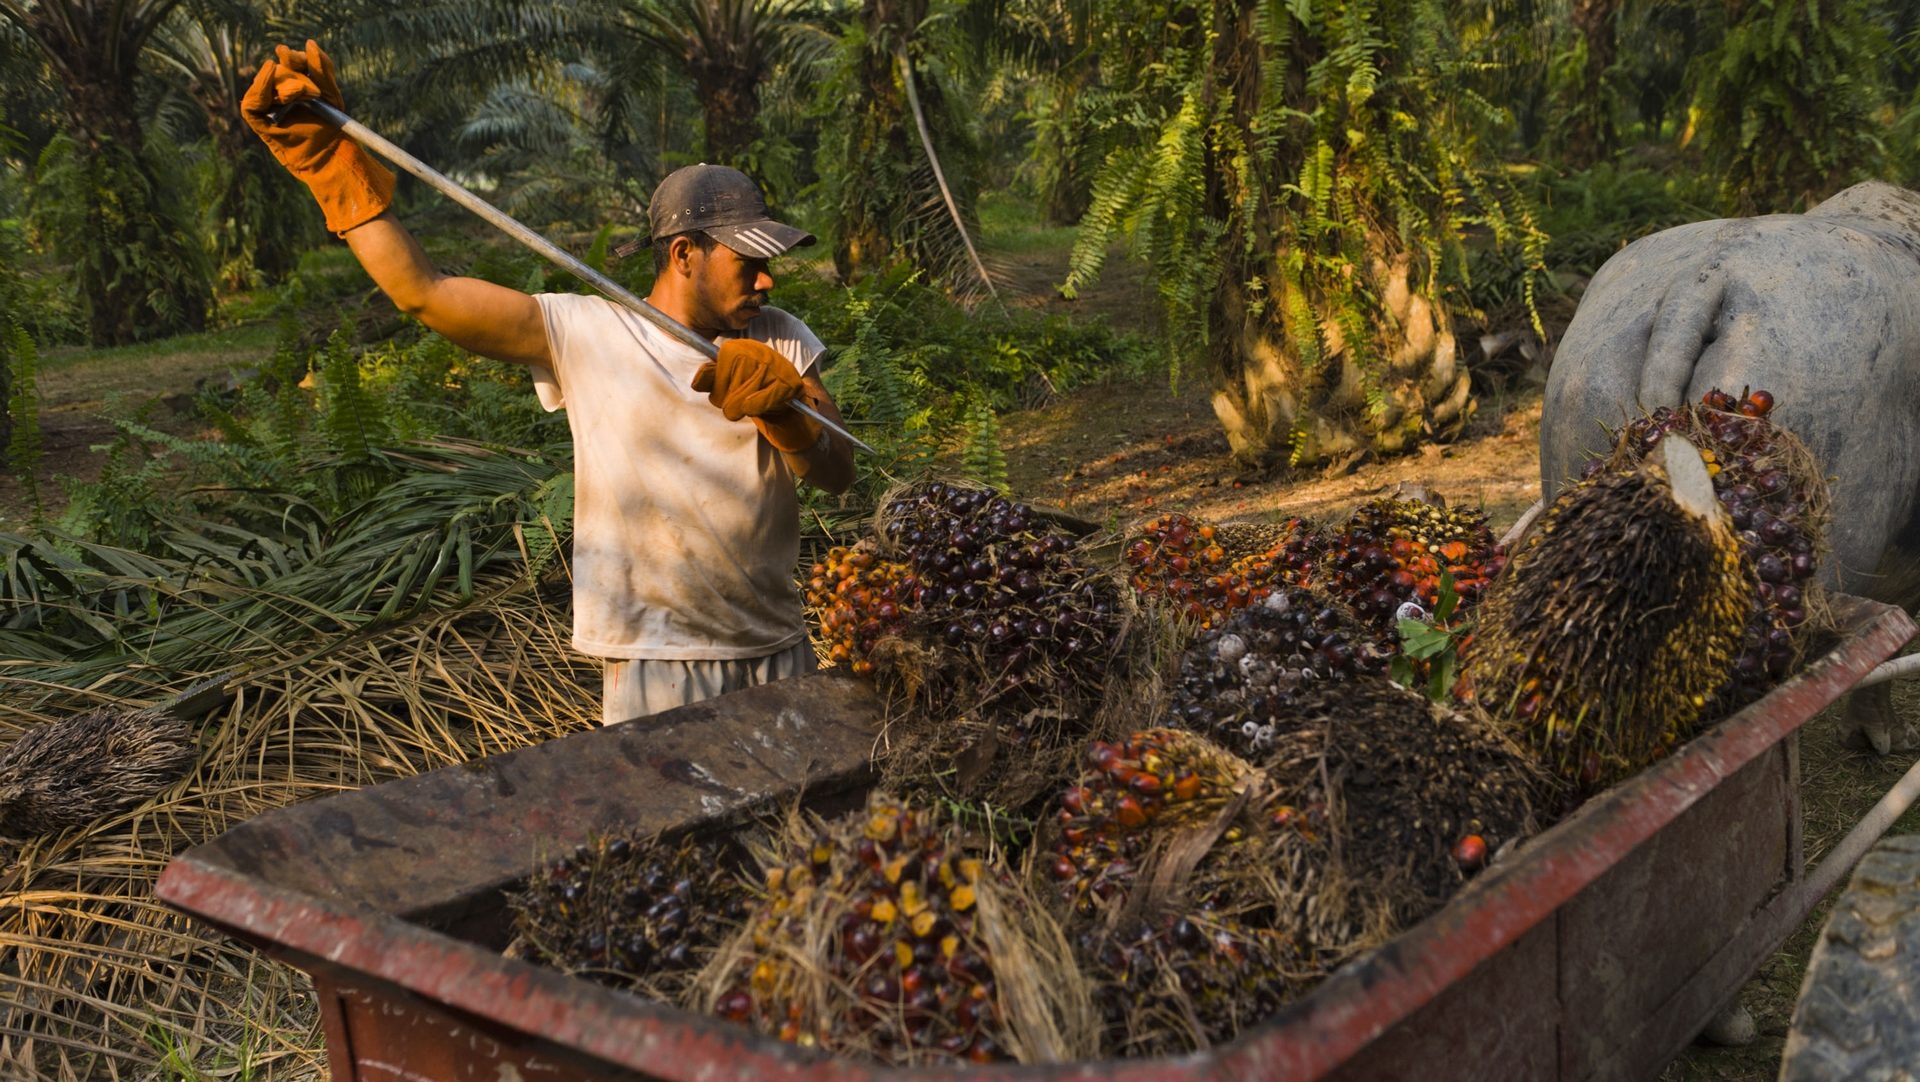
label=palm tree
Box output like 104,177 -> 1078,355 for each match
290,0 -> 825,215
613,0 -> 830,166
820,0 -> 992,294
1065,0 -> 1538,468
1689,0 -> 1890,214
146,0 -> 321,287
1558,0 -> 1620,167
0,0 -> 211,344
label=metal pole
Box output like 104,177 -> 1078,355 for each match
1854,650 -> 1920,690
275,98 -> 875,455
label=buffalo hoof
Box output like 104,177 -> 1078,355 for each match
1839,684 -> 1917,756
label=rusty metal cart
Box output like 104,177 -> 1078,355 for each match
156,595 -> 1919,1081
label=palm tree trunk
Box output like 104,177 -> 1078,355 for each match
57,83 -> 212,344
697,66 -> 761,165
1561,0 -> 1620,168
1204,1 -> 1469,467
9,0 -> 210,344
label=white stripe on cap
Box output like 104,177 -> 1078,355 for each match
737,226 -> 783,257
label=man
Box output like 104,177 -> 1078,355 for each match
241,41 -> 855,724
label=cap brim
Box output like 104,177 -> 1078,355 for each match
707,220 -> 816,259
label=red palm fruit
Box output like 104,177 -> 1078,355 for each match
1451,834 -> 1488,870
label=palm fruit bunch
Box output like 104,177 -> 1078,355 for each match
806,543 -> 917,674
798,544 -> 910,671
1044,730 -> 1311,1053
1162,587 -> 1389,759
1314,498 -> 1505,627
1080,909 -> 1302,1057
709,794 -> 1048,1065
1590,387 -> 1828,706
1044,694 -> 1538,1057
871,481 -> 1125,721
505,834 -> 748,1001
1121,512 -> 1292,629
1258,674 -> 1541,911
1470,436 -> 1752,790
1045,728 -> 1294,914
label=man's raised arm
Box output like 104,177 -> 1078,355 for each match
241,40 -> 548,368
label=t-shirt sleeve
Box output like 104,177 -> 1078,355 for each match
746,307 -> 827,377
529,292 -> 590,412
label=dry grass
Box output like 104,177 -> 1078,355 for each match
0,572 -> 597,1080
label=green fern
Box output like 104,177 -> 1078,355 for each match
4,319 -> 42,516
959,394 -> 1008,492
316,325 -> 391,465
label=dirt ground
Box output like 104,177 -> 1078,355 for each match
0,323 -> 271,525
1001,373 -> 1542,535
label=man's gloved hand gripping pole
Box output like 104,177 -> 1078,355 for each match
690,340 -> 822,454
240,40 -> 872,455
240,41 -> 394,234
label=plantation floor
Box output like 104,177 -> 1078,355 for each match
0,321 -> 274,525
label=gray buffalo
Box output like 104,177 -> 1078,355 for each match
1539,181 -> 1920,752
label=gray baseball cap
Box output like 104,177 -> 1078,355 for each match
620,163 -> 815,260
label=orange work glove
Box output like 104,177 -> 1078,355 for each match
690,338 -> 824,454
240,40 -> 395,235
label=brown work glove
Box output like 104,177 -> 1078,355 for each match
240,40 -> 395,235
691,338 -> 823,454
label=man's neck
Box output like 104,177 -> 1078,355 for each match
645,284 -> 721,341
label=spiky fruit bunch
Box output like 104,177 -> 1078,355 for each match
1472,438 -> 1753,789
806,543 -> 916,674
1211,520 -> 1299,563
1048,684 -> 1540,1057
505,835 -> 747,1000
1163,587 -> 1388,758
1260,675 -> 1541,906
1081,910 -> 1300,1058
713,795 -> 1015,1064
870,481 -> 1124,716
879,482 -> 1077,596
1596,387 -> 1828,706
1047,729 -> 1291,913
1047,730 -> 1314,1054
1123,513 -> 1290,629
1317,499 -> 1505,626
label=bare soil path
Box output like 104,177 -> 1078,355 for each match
0,322 -> 275,525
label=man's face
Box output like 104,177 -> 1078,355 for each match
687,241 -> 775,332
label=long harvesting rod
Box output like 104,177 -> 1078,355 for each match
271,98 -> 875,455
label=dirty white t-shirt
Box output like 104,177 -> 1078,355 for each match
530,293 -> 824,660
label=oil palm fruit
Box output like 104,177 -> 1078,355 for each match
806,542 -> 916,675
1081,909 -> 1300,1057
1164,586 -> 1389,758
714,794 -> 1023,1064
1472,436 -> 1752,789
873,481 -> 1125,720
505,834 -> 747,1000
1592,387 -> 1828,707
1317,498 -> 1505,627
1047,728 -> 1271,913
1124,512 -> 1291,628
